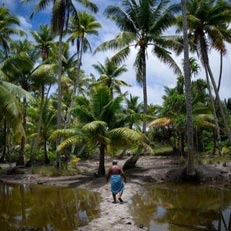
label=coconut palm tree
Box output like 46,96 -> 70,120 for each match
30,25 -> 56,161
181,0 -> 194,175
149,77 -> 214,159
95,0 -> 181,134
22,0 -> 98,168
92,57 -> 130,98
1,39 -> 35,165
176,0 -> 231,144
65,11 -> 101,128
27,98 -> 56,164
0,7 -> 24,56
0,70 -> 33,162
51,86 -> 151,176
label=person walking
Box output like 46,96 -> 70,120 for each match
106,160 -> 127,203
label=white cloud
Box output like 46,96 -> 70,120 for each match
6,0 -> 230,106
18,16 -> 32,30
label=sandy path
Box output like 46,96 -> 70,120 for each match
79,177 -> 147,231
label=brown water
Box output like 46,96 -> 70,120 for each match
0,183 -> 100,231
129,183 -> 231,231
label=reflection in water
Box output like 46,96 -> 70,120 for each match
129,183 -> 231,231
0,183 -> 100,231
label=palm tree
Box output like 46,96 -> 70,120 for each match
92,57 -> 130,98
123,94 -> 144,129
0,7 -> 24,56
149,77 -> 215,159
22,0 -> 98,168
0,6 -> 25,162
0,70 -> 33,162
27,98 -> 56,164
177,0 -> 231,144
95,0 -> 181,134
30,25 -> 56,162
1,39 -> 35,165
181,0 -> 194,175
65,11 -> 101,128
51,86 -> 151,176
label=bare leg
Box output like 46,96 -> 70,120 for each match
112,193 -> 116,203
118,190 -> 123,202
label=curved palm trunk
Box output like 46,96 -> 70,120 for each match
98,144 -> 105,176
206,63 -> 231,144
217,51 -> 223,92
181,0 -> 194,175
199,32 -> 231,145
205,68 -> 222,155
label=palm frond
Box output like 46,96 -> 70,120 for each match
94,32 -> 135,53
148,117 -> 173,128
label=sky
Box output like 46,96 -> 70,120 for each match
1,0 -> 231,106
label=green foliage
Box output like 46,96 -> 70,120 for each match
221,146 -> 231,156
70,155 -> 81,169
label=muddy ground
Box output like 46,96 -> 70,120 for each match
1,155 -> 231,231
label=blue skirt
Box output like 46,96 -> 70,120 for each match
110,174 -> 124,194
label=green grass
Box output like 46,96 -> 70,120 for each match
153,145 -> 173,155
29,166 -> 81,177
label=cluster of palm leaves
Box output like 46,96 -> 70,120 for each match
0,0 -> 231,176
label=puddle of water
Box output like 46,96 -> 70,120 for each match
0,183 -> 100,231
129,183 -> 231,231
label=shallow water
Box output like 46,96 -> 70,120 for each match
0,183 -> 100,231
129,183 -> 231,231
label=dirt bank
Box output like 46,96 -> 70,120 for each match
1,155 -> 231,231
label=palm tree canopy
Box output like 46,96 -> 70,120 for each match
176,0 -> 231,58
22,0 -> 98,34
0,7 -> 25,54
95,0 -> 182,79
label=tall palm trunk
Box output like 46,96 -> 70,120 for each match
142,48 -> 147,134
98,144 -> 105,176
181,0 -> 194,175
0,121 -> 7,162
64,37 -> 83,129
17,98 -> 27,166
123,47 -> 147,170
31,85 -> 45,164
56,33 -> 63,169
